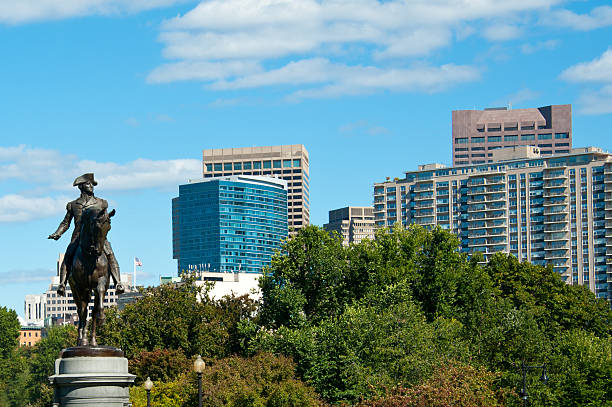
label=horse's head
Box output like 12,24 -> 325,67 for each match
82,207 -> 115,256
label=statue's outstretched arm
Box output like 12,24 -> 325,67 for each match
48,204 -> 73,240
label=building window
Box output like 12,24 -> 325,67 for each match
504,135 -> 518,141
488,125 -> 501,132
455,147 -> 468,152
223,163 -> 232,171
521,124 -> 535,130
521,134 -> 535,140
472,137 -> 485,143
538,133 -> 552,139
273,160 -> 281,168
555,133 -> 569,139
487,136 -> 502,142
538,144 -> 552,148
253,161 -> 262,169
205,164 -> 212,172
263,161 -> 271,169
214,163 -> 222,171
234,162 -> 242,170
243,162 -> 252,170
283,160 -> 291,168
455,137 -> 468,144
293,159 -> 301,167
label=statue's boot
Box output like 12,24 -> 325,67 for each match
57,262 -> 68,297
107,251 -> 125,294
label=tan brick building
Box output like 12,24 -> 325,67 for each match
324,206 -> 375,246
452,105 -> 572,166
203,145 -> 310,232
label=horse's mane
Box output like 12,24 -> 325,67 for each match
80,206 -> 107,244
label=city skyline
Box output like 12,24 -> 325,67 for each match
3,0 -> 612,317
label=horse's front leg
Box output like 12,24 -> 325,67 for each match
90,277 -> 106,347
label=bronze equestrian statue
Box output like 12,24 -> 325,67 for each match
48,173 -> 123,345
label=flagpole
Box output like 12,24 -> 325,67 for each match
133,257 -> 136,289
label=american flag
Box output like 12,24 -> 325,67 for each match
134,257 -> 143,267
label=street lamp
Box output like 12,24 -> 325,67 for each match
193,354 -> 205,407
143,377 -> 153,407
519,360 -> 548,406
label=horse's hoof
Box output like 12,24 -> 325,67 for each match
91,340 -> 97,347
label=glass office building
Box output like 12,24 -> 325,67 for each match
172,175 -> 288,274
374,146 -> 612,302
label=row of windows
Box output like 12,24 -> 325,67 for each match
206,159 -> 301,172
456,133 -> 569,144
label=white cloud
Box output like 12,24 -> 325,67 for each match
547,6 -> 612,31
482,24 -> 522,41
575,85 -> 612,115
0,145 -> 201,222
0,268 -> 54,284
147,0 -> 561,98
0,194 -> 70,222
560,49 -> 612,115
521,39 -> 559,54
560,49 -> 612,83
0,0 -> 187,24
340,120 -> 390,137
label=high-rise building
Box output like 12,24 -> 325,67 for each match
172,175 -> 288,274
452,105 -> 572,166
374,146 -> 612,302
324,206 -> 375,246
202,145 -> 309,232
24,294 -> 45,325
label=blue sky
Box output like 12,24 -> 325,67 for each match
2,0 -> 612,318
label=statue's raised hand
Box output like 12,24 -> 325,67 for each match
48,233 -> 61,240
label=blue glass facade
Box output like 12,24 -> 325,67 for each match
172,176 -> 288,274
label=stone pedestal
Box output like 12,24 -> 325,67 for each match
49,346 -> 136,406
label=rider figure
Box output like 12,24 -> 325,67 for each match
48,173 -> 124,296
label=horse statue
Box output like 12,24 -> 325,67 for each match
69,206 -> 115,346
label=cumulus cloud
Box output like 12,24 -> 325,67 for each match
340,120 -> 390,137
560,49 -> 612,115
0,268 -> 54,284
560,49 -> 612,83
0,145 -> 201,222
146,0 -> 562,99
521,39 -> 559,54
0,0 -> 187,24
547,6 -> 612,31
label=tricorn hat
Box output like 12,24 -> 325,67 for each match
73,173 -> 98,187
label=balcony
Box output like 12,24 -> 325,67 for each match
543,215 -> 567,224
543,189 -> 566,198
543,198 -> 567,206
544,243 -> 569,251
605,175 -> 612,184
606,184 -> 612,193
543,172 -> 566,180
544,206 -> 569,215
414,201 -> 434,209
544,232 -> 570,241
543,180 -> 568,189
604,166 -> 612,175
544,225 -> 568,233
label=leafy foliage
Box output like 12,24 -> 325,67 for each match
0,306 -> 20,358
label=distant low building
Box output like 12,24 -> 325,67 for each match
30,254 -> 133,327
19,325 -> 43,347
324,206 -> 375,246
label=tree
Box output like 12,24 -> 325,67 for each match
0,306 -> 20,358
97,277 -> 257,359
356,362 -> 509,407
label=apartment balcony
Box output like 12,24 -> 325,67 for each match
604,166 -> 612,175
468,220 -> 507,229
414,217 -> 435,226
543,189 -> 567,198
544,206 -> 569,215
543,172 -> 567,180
546,252 -> 569,261
413,194 -> 434,201
607,238 -> 612,247
544,232 -> 570,241
543,215 -> 567,224
605,175 -> 612,184
414,201 -> 434,209
544,243 -> 569,251
605,184 -> 612,193
544,225 -> 568,233
605,202 -> 612,211
543,180 -> 568,189
606,211 -> 612,220
543,198 -> 567,206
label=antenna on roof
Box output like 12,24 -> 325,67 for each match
508,102 -> 512,110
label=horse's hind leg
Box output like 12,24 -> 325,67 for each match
72,288 -> 89,346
